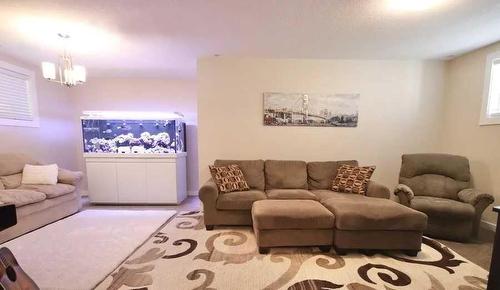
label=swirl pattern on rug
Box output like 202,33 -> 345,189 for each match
97,211 -> 488,290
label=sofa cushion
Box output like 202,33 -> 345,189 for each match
0,189 -> 46,207
15,192 -> 78,219
316,191 -> 369,203
0,173 -> 22,189
252,200 -> 334,230
322,196 -> 427,231
307,160 -> 358,190
265,160 -> 307,189
214,160 -> 265,190
310,189 -> 344,201
216,190 -> 267,210
266,189 -> 318,200
18,183 -> 75,199
209,164 -> 250,193
411,196 -> 474,220
0,153 -> 39,176
331,164 -> 375,195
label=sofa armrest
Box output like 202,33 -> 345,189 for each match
58,168 -> 84,186
199,179 -> 219,204
458,188 -> 494,208
366,181 -> 390,199
199,179 -> 221,228
394,184 -> 414,206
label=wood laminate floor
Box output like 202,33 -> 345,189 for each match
438,228 -> 494,270
83,196 -> 494,270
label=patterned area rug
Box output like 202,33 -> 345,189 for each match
96,211 -> 489,290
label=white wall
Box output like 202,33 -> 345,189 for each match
443,41 -> 500,225
198,57 -> 446,190
70,78 -> 199,194
0,53 -> 80,169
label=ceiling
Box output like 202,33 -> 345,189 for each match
1,0 -> 500,79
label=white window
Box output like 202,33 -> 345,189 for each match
0,61 -> 39,127
480,52 -> 500,125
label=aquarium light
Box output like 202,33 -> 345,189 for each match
81,111 -> 184,120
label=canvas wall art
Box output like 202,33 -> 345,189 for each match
263,92 -> 359,127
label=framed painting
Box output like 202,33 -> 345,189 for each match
263,92 -> 359,127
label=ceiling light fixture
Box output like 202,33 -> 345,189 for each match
41,33 -> 86,87
386,0 -> 446,12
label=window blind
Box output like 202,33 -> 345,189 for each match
0,66 -> 33,121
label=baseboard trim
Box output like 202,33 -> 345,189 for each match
188,190 -> 198,196
82,190 -> 197,197
481,219 -> 497,232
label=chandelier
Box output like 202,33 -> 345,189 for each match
41,33 -> 86,87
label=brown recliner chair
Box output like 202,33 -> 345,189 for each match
394,153 -> 494,241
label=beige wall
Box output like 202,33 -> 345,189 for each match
443,41 -> 500,225
0,53 -> 80,169
198,57 -> 446,190
70,78 -> 199,193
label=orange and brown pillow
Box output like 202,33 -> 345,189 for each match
209,164 -> 250,193
331,164 -> 375,195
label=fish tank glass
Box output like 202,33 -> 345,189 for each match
81,111 -> 186,154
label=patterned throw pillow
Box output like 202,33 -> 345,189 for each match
209,164 -> 250,193
331,164 -> 376,195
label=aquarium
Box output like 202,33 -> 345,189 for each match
81,111 -> 186,154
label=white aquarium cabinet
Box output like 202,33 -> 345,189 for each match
85,153 -> 187,204
80,111 -> 188,205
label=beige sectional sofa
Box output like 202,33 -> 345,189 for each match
200,159 -> 427,255
201,159 -> 390,227
0,154 -> 83,243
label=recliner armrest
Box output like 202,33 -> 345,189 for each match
199,179 -> 220,204
459,188 -> 494,238
458,188 -> 494,208
394,184 -> 414,206
366,181 -> 390,199
58,168 -> 84,186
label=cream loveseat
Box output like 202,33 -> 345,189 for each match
0,153 -> 83,243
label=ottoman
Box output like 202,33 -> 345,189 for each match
252,200 -> 335,254
321,196 -> 428,256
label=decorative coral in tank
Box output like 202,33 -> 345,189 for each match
81,111 -> 186,154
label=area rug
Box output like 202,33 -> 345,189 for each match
2,209 -> 176,290
95,211 -> 489,290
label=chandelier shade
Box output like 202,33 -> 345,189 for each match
41,34 -> 86,87
73,65 -> 87,83
41,62 -> 56,80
